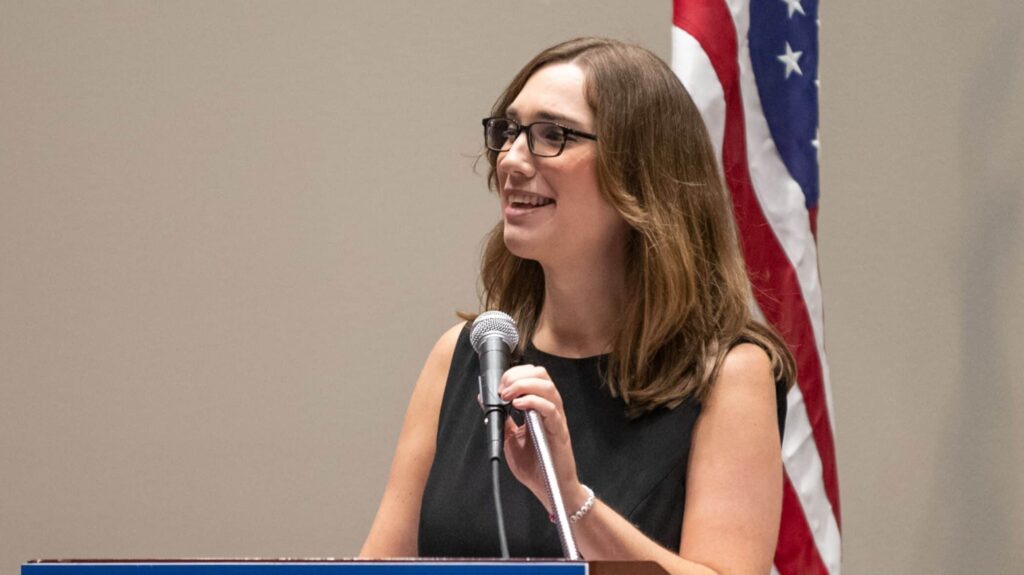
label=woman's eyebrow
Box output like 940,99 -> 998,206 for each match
505,108 -> 584,127
534,110 -> 582,125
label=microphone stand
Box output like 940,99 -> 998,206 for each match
524,409 -> 580,560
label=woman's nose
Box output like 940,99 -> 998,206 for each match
497,130 -> 536,177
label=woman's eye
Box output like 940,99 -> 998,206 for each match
537,125 -> 565,143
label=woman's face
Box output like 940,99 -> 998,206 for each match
496,63 -> 628,267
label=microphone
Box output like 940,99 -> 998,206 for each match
469,310 -> 580,559
470,311 -> 519,461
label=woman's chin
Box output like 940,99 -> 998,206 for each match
503,231 -> 545,262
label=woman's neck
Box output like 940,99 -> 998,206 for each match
532,252 -> 627,359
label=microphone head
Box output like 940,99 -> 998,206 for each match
470,310 -> 520,354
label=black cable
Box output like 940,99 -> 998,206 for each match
491,457 -> 510,559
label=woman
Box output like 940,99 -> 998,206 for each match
361,37 -> 795,575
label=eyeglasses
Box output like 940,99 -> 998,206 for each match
482,117 -> 598,158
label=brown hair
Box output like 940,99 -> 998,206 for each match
474,37 -> 795,415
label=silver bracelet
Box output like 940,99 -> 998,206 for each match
548,485 -> 596,524
569,485 -> 595,523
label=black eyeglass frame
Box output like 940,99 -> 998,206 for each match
481,116 -> 598,158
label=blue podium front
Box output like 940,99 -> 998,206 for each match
23,560 -> 663,575
23,561 -> 584,575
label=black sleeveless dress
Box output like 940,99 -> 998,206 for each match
417,325 -> 786,558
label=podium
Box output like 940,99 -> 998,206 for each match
22,560 -> 668,575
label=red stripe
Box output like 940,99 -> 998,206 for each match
776,472 -> 831,575
673,0 -> 841,569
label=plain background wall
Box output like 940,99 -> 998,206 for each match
2,1 -> 1022,573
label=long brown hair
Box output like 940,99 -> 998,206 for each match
475,37 -> 795,415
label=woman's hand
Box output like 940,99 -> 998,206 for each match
499,364 -> 590,513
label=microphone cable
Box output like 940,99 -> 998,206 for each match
492,456 -> 510,558
471,311 -> 519,559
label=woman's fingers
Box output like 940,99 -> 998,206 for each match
503,415 -> 529,453
502,363 -> 549,383
512,396 -> 567,439
509,393 -> 555,413
500,365 -> 563,403
498,365 -> 570,440
502,378 -> 560,404
500,365 -> 555,395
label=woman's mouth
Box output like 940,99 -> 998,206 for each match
505,192 -> 555,215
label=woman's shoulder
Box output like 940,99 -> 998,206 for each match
402,321 -> 468,434
706,343 -> 776,409
437,320 -> 469,352
721,342 -> 773,378
712,341 -> 787,440
422,321 -> 468,375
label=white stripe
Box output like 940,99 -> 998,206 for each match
670,27 -> 725,163
783,384 -> 843,574
672,5 -> 841,571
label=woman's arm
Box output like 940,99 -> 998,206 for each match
358,322 -> 465,558
501,343 -> 782,575
675,343 -> 783,573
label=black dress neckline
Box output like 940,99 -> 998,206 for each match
523,340 -> 609,365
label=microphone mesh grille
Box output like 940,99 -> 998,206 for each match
470,310 -> 520,353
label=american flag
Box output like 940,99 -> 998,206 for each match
671,0 -> 841,573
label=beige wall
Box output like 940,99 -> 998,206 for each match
1,2 -> 1021,573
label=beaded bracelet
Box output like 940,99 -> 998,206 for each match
549,485 -> 596,524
